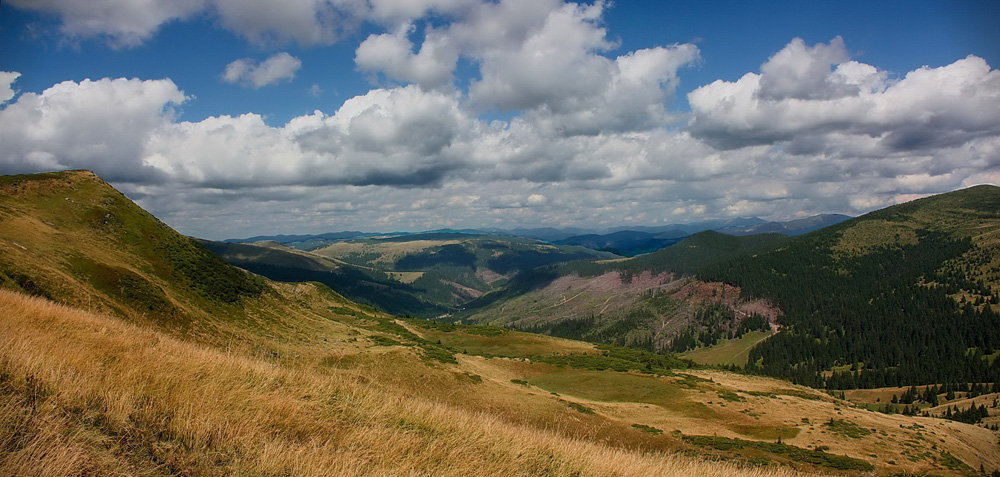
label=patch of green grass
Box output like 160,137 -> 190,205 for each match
680,331 -> 773,366
730,425 -> 800,440
510,379 -> 529,386
564,401 -> 594,414
676,373 -> 711,389
420,344 -> 458,364
631,423 -> 663,435
370,335 -> 402,347
937,451 -> 972,471
682,435 -> 874,472
526,344 -> 689,375
528,370 -> 716,419
821,418 -> 872,439
717,390 -> 746,402
460,373 -> 483,384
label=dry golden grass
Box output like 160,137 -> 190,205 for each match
0,289 -> 814,476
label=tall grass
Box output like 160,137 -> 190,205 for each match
0,289 -> 810,476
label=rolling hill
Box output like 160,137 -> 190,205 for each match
1,170 -> 998,476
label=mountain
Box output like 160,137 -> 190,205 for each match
700,186 -> 1000,388
719,214 -> 852,236
1,170 -> 998,476
0,170 -> 277,336
224,231 -> 366,244
210,231 -> 617,318
464,186 -> 1000,391
458,231 -> 790,356
304,232 -> 615,314
555,230 -> 687,256
556,215 -> 851,257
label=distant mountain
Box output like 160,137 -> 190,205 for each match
207,232 -> 615,318
225,231 -> 366,243
719,213 -> 852,236
476,227 -> 598,242
555,230 -> 686,256
605,217 -> 767,236
200,239 -> 451,317
553,214 -> 850,256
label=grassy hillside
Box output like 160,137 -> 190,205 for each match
7,289 -> 999,475
0,170 -> 277,337
2,170 -> 998,475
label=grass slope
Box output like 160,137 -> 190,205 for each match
6,289 -> 998,476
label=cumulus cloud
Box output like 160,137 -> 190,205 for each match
7,0 -> 207,47
757,36 -> 857,100
354,0 -> 699,134
223,52 -> 302,88
355,24 -> 459,89
210,0 -> 366,46
0,77 -> 187,181
0,72 -> 21,104
7,0 -> 365,47
1,9 -> 998,239
366,0 -> 475,25
688,38 -> 1000,153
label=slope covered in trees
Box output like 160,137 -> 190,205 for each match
693,186 -> 1000,388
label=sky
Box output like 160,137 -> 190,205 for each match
1,0 -> 999,240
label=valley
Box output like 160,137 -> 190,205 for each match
1,170 -> 999,476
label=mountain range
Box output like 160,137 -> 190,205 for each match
1,170 -> 998,476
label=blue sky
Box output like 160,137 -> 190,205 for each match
1,0 -> 999,239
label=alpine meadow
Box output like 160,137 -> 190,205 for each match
2,1 -> 1000,476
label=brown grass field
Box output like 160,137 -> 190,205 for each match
0,288 -> 820,476
4,288 -> 999,475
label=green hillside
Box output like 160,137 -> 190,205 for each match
0,170 -> 272,334
462,186 -> 1000,391
690,186 -> 1000,388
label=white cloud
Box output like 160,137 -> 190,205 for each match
688,38 -> 1000,153
210,0 -> 366,46
0,72 -> 21,104
1,15 -> 998,239
366,0 -> 475,25
757,36 -> 857,100
223,52 -> 302,88
354,0 -> 699,134
355,24 -> 459,89
7,0 -> 365,47
0,77 -> 187,181
6,0 -> 207,47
